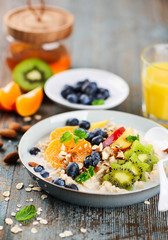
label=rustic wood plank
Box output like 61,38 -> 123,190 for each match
0,0 -> 168,239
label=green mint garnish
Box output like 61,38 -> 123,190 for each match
15,205 -> 37,221
73,129 -> 88,139
88,166 -> 94,177
75,166 -> 95,183
91,99 -> 105,105
75,172 -> 90,183
60,132 -> 72,143
60,129 -> 88,144
126,134 -> 139,142
73,135 -> 79,144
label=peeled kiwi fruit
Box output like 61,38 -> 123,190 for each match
13,58 -> 53,91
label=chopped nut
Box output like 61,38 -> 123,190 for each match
3,191 -> 10,197
25,187 -> 32,192
31,227 -> 38,233
80,227 -> 87,233
116,151 -> 125,159
16,208 -> 20,211
28,162 -> 38,167
0,226 -> 3,230
4,152 -> 19,164
0,129 -> 17,138
11,225 -> 22,234
23,116 -> 32,122
40,219 -> 48,225
21,125 -> 31,133
5,218 -> 13,225
32,187 -> 42,192
26,198 -> 33,202
163,148 -> 168,153
102,147 -> 111,160
16,183 -> 24,190
0,140 -> 3,148
8,122 -> 21,132
41,194 -> 47,200
11,212 -> 16,217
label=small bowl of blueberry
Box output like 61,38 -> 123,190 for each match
44,68 -> 129,110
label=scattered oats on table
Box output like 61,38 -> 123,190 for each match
80,227 -> 87,233
32,187 -> 42,192
144,200 -> 150,205
11,225 -> 22,234
40,219 -> 48,225
25,187 -> 32,192
0,226 -> 3,231
41,194 -> 47,200
23,116 -> 32,122
31,227 -> 38,233
5,197 -> 10,201
3,191 -> 10,197
11,212 -> 16,217
16,183 -> 24,190
33,221 -> 39,225
59,230 -> 73,238
28,184 -> 34,188
17,204 -> 22,208
5,218 -> 13,225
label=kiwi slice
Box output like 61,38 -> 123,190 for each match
104,162 -> 138,190
124,140 -> 159,172
13,58 -> 53,91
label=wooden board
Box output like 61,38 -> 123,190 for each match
0,0 -> 168,239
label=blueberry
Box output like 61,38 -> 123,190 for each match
66,162 -> 79,179
83,155 -> 93,168
91,135 -> 104,145
93,128 -> 107,138
34,165 -> 44,173
85,132 -> 95,142
96,93 -> 104,100
79,94 -> 91,105
61,85 -> 74,98
66,184 -> 79,190
66,118 -> 79,126
40,171 -> 49,178
29,147 -> 40,155
91,151 -> 101,167
79,120 -> 90,130
81,79 -> 90,89
54,178 -> 66,187
97,88 -> 110,99
82,82 -> 97,95
66,94 -> 78,103
73,81 -> 83,92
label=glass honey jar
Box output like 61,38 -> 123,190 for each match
4,5 -> 74,75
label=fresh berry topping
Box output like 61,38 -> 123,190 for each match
83,155 -> 93,168
34,165 -> 44,173
40,171 -> 49,178
66,118 -> 79,126
66,162 -> 80,179
54,178 -> 66,187
91,151 -> 101,167
91,135 -> 104,145
66,93 -> 78,103
79,120 -> 90,130
85,132 -> 95,142
66,184 -> 79,190
29,147 -> 40,155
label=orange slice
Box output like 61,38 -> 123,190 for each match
0,82 -> 21,110
44,139 -> 66,169
50,126 -> 76,142
70,140 -> 92,163
15,86 -> 43,116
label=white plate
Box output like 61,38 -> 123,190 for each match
44,68 -> 129,109
19,110 -> 163,208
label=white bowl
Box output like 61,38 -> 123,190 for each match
44,68 -> 129,109
19,110 -> 162,207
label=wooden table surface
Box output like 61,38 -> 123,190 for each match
1,0 -> 168,239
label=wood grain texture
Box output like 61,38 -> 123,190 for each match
0,0 -> 168,239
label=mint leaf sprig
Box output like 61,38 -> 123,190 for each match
126,134 -> 139,142
60,129 -> 88,144
91,99 -> 105,105
15,205 -> 37,221
75,166 -> 95,183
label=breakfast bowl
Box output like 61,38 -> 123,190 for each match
19,110 -> 163,207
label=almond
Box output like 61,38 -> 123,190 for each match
8,122 -> 21,131
0,129 -> 17,138
28,162 -> 38,167
4,152 -> 19,164
21,125 -> 31,133
0,140 -> 3,148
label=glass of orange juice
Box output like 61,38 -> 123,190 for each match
141,44 -> 168,126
